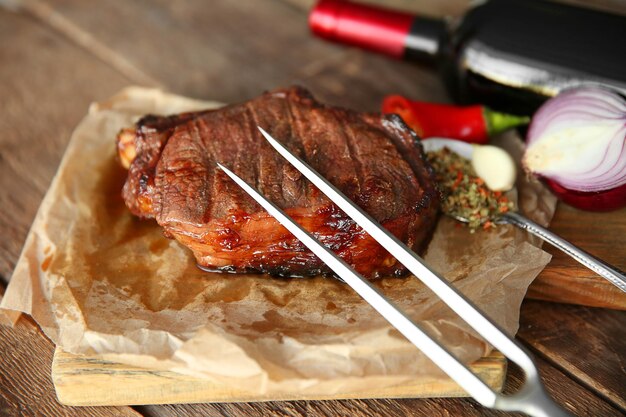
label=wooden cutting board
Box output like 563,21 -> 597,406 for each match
47,207 -> 624,407
51,349 -> 506,406
526,204 -> 626,310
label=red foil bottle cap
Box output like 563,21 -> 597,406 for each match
309,0 -> 414,58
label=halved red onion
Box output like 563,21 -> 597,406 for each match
523,86 -> 626,210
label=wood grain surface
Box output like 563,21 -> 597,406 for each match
528,204 -> 626,309
0,288 -> 140,417
132,353 -> 623,417
51,350 -> 506,406
1,0 -> 625,416
0,7 -> 130,283
519,300 -> 626,410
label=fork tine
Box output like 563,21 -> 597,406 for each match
256,126 -> 529,365
216,162 -> 494,405
214,127 -> 572,416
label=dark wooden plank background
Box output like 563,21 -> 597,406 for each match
1,1 -> 625,416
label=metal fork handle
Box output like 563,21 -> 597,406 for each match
219,161 -> 572,417
495,372 -> 574,417
502,212 -> 626,293
246,128 -> 574,416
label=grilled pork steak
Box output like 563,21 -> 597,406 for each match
117,87 -> 439,278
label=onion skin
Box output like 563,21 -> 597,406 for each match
524,86 -> 626,211
544,179 -> 626,212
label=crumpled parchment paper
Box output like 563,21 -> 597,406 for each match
1,87 -> 555,396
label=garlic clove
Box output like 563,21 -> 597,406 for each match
471,145 -> 517,191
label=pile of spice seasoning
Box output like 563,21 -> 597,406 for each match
427,147 -> 515,232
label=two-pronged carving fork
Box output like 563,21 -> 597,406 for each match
216,127 -> 573,417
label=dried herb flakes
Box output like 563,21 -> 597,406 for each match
427,148 -> 514,232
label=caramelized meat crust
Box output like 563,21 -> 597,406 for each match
118,87 -> 439,278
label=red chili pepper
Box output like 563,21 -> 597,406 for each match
381,95 -> 530,144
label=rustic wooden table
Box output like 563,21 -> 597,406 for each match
1,1 -> 625,416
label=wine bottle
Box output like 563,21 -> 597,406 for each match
309,0 -> 626,114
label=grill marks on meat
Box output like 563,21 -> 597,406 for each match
118,87 -> 439,278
